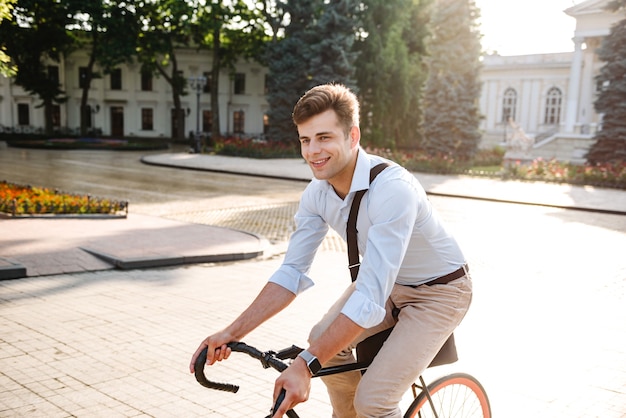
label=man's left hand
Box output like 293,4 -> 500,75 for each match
271,357 -> 311,417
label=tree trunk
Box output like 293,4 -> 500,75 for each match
210,25 -> 221,144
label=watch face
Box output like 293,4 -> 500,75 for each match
308,357 -> 322,374
299,350 -> 322,375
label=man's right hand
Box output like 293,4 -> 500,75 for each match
189,331 -> 234,373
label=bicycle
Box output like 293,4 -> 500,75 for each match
194,335 -> 491,418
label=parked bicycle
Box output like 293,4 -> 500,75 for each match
194,338 -> 491,418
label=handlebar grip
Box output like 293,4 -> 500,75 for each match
194,346 -> 239,393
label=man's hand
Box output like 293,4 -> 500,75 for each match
271,357 -> 312,417
189,331 -> 234,373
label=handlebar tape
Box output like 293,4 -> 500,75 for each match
194,346 -> 239,393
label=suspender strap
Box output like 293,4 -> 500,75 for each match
347,163 -> 389,282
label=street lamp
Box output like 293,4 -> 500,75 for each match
188,75 -> 207,153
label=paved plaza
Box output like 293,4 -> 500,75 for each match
1,149 -> 625,417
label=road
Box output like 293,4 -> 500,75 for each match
1,144 -> 625,417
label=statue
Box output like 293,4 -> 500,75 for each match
506,118 -> 535,155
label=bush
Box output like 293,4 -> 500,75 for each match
214,136 -> 300,159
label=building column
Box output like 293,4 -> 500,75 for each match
565,37 -> 584,133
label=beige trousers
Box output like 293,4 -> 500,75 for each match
308,275 -> 472,418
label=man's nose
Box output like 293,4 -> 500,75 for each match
308,138 -> 321,153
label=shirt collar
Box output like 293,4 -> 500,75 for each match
349,147 -> 373,194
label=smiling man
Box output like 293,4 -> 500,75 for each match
191,83 -> 473,418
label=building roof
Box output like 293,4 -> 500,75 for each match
565,0 -> 612,16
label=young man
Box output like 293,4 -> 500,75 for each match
190,83 -> 472,417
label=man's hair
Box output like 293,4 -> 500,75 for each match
292,83 -> 359,135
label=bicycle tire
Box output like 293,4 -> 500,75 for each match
404,373 -> 491,418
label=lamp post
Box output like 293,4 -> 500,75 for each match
188,75 -> 206,153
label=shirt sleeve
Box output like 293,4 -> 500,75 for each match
340,174 -> 419,328
267,184 -> 328,295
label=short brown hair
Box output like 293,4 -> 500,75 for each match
292,83 -> 359,135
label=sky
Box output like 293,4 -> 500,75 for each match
475,0 -> 583,56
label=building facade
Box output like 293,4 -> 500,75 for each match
480,0 -> 624,162
0,46 -> 270,140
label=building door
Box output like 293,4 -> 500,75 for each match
171,108 -> 186,140
111,106 -> 124,137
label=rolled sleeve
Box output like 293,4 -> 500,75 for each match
340,288 -> 386,329
268,264 -> 315,295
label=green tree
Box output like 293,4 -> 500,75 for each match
264,0 -> 325,143
355,0 -> 431,150
135,0 -> 195,141
0,0 -> 16,76
587,0 -> 626,164
307,0 -> 360,90
71,0 -> 139,136
194,0 -> 266,143
420,0 -> 482,160
0,0 -> 76,134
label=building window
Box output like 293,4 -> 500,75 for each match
17,103 -> 29,125
501,88 -> 517,123
79,67 -> 89,89
595,79 -> 609,95
544,87 -> 562,125
141,108 -> 153,130
47,65 -> 59,84
234,73 -> 245,95
202,72 -> 212,94
233,110 -> 245,133
110,68 -> 122,90
52,105 -> 61,127
141,71 -> 152,91
202,110 -> 212,133
263,113 -> 269,135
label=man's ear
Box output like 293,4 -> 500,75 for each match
349,125 -> 360,148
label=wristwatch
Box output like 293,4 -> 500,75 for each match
298,349 -> 322,375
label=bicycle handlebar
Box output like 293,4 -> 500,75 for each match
194,341 -> 301,417
194,341 -> 292,393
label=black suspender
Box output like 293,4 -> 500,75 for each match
346,163 -> 389,282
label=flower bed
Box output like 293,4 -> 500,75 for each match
0,181 -> 128,217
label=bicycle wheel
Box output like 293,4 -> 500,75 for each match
404,373 -> 491,418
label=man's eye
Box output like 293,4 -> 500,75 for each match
301,139 -> 310,144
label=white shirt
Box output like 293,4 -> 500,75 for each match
268,148 -> 466,328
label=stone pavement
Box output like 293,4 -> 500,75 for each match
1,152 -> 625,417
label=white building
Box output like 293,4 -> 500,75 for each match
480,0 -> 624,163
0,46 -> 270,140
1,0 -> 624,162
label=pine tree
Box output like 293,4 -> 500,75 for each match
587,0 -> 626,164
421,0 -> 482,161
264,0 -> 323,143
307,0 -> 360,91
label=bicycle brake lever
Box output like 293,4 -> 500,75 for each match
275,345 -> 303,360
